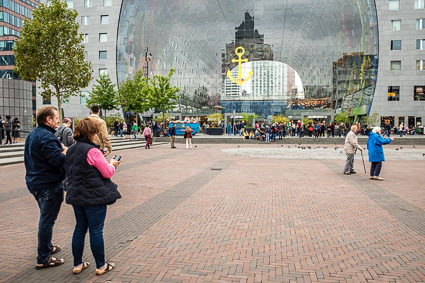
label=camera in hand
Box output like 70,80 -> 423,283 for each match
113,155 -> 121,161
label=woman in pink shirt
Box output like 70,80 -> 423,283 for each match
65,118 -> 121,276
143,123 -> 152,149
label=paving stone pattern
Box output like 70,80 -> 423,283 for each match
0,144 -> 424,282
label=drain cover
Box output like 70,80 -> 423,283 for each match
211,168 -> 222,171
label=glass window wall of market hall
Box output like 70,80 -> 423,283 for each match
117,0 -> 378,118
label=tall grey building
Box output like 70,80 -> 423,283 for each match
37,0 -> 121,118
30,0 -> 425,130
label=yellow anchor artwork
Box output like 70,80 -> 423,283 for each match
227,46 -> 253,85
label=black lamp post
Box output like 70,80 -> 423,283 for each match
145,48 -> 152,78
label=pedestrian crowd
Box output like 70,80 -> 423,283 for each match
0,115 -> 21,145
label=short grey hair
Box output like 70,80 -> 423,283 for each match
351,125 -> 357,131
372,127 -> 381,133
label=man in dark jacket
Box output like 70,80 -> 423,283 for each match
168,124 -> 176,148
24,106 -> 67,269
4,115 -> 12,145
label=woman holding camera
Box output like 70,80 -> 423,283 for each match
65,118 -> 121,275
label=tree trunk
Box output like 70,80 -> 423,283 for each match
56,88 -> 62,121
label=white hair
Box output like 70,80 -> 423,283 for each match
351,125 -> 357,131
372,127 -> 381,133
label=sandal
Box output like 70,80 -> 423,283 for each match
50,245 -> 61,254
73,261 -> 90,274
96,262 -> 115,275
35,256 -> 65,269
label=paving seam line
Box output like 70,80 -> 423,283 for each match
6,159 -> 233,282
322,160 -> 425,239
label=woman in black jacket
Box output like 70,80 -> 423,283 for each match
65,118 -> 121,275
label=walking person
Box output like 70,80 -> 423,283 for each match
227,122 -> 232,136
113,119 -> 119,137
399,122 -> 404,137
0,116 -> 3,146
55,118 -> 75,147
143,123 -> 152,149
24,106 -> 67,269
168,123 -> 176,148
88,105 -> 112,156
265,125 -> 271,143
12,117 -> 21,143
367,127 -> 393,181
132,122 -> 138,140
65,118 -> 121,275
4,115 -> 12,145
184,126 -> 193,149
119,121 -> 124,137
343,125 -> 363,175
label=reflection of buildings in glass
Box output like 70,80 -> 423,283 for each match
332,52 -> 377,113
221,12 -> 273,80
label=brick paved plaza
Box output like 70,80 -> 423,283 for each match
0,143 -> 424,282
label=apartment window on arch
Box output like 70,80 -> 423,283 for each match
84,0 -> 92,7
388,86 -> 400,101
415,0 -> 425,9
391,40 -> 401,50
417,18 -> 425,29
100,15 -> 109,25
99,33 -> 107,42
414,86 -> 425,101
417,39 -> 425,50
99,51 -> 107,60
99,68 -> 108,76
83,34 -> 88,43
81,16 -> 89,25
390,61 -> 401,70
389,0 -> 399,10
103,0 -> 112,6
417,60 -> 425,70
391,20 -> 401,31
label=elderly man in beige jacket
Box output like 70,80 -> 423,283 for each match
88,105 -> 112,156
343,125 -> 363,175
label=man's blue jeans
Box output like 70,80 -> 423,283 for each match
72,204 -> 107,268
30,186 -> 64,264
265,133 -> 270,142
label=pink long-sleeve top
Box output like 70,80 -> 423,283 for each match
87,148 -> 115,178
143,127 -> 152,136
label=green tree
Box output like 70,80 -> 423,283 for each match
207,113 -> 224,123
118,70 -> 150,122
334,112 -> 350,124
14,0 -> 92,120
86,74 -> 119,119
366,112 -> 380,127
147,69 -> 180,128
272,115 -> 289,124
241,113 -> 258,126
302,117 -> 313,126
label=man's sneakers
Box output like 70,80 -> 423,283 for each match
343,172 -> 351,175
350,171 -> 356,174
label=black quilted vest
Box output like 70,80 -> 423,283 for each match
65,138 -> 121,207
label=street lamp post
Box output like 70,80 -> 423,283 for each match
145,48 -> 152,78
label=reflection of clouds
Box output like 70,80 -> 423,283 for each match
117,0 -> 378,100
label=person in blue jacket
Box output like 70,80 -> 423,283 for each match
24,106 -> 67,269
367,127 -> 394,181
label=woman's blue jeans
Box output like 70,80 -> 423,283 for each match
72,204 -> 107,268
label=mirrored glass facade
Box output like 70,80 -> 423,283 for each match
117,0 -> 378,118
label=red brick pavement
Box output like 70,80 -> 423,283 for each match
0,144 -> 424,282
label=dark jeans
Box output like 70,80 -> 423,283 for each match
72,204 -> 107,268
30,186 -> 64,264
145,135 -> 151,149
5,130 -> 12,144
370,162 -> 382,177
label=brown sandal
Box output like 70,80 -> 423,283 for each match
73,261 -> 90,274
50,245 -> 61,254
96,262 -> 115,275
35,256 -> 65,269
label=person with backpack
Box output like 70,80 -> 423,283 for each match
55,118 -> 75,147
4,115 -> 12,145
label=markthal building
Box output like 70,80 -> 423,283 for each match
117,0 -> 379,120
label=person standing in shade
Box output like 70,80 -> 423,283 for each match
143,123 -> 152,149
343,125 -> 363,175
88,105 -> 112,156
367,127 -> 393,181
12,117 -> 21,143
184,126 -> 193,149
24,106 -> 67,269
168,123 -> 176,148
4,115 -> 12,145
65,118 -> 121,275
132,122 -> 138,140
55,118 -> 75,147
